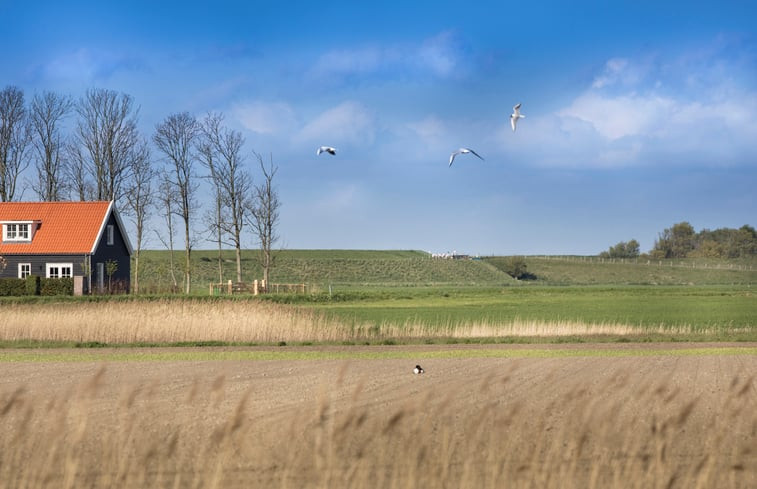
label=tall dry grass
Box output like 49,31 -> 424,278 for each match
1,365 -> 754,488
0,300 -> 718,344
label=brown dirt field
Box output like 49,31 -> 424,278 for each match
1,343 -> 756,488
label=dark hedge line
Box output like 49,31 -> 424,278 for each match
0,276 -> 73,296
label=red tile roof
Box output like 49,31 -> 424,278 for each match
0,201 -> 113,255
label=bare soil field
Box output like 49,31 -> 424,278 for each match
1,343 -> 756,488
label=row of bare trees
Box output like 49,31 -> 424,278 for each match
0,85 -> 280,294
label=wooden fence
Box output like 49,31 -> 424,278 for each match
209,280 -> 307,296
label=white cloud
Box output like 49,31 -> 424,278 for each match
232,101 -> 297,135
559,92 -> 675,140
590,57 -> 649,89
406,115 -> 447,146
297,101 -> 375,146
417,31 -> 460,78
41,48 -> 145,83
309,30 -> 463,82
523,49 -> 757,168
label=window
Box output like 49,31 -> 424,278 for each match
107,225 -> 114,245
18,263 -> 31,279
2,222 -> 31,242
96,262 -> 105,291
46,263 -> 73,279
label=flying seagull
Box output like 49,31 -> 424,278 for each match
449,148 -> 484,167
317,146 -> 337,155
413,365 -> 425,374
510,103 -> 525,132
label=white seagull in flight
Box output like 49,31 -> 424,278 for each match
317,146 -> 337,155
510,103 -> 525,132
449,148 -> 484,167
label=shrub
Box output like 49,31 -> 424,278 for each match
26,275 -> 41,296
0,277 -> 26,296
499,256 -> 536,280
40,277 -> 74,296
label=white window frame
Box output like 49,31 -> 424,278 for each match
107,225 -> 114,245
46,263 -> 73,279
2,222 -> 32,242
18,263 -> 31,279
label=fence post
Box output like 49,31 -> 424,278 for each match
227,280 -> 232,294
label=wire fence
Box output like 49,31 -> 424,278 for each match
525,255 -> 756,272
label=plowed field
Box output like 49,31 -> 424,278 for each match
1,343 -> 755,488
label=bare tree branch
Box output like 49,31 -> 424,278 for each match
154,112 -> 199,294
122,138 -> 154,294
73,88 -> 140,204
30,90 -> 72,201
198,112 -> 252,283
0,85 -> 31,202
248,152 -> 280,286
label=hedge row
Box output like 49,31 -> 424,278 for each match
0,276 -> 73,296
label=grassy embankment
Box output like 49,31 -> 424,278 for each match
136,249 -> 756,293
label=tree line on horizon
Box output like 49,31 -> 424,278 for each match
0,85 -> 280,294
601,222 -> 757,260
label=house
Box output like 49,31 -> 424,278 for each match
0,201 -> 132,293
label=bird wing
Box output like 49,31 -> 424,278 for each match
317,146 -> 325,155
468,148 -> 484,160
449,152 -> 457,166
513,103 -> 521,112
510,116 -> 517,131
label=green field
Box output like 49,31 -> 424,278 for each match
297,286 -> 755,333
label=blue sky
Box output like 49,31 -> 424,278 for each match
2,0 -> 756,254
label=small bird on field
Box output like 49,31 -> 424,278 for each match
413,365 -> 425,374
448,148 -> 484,167
510,103 -> 525,132
317,146 -> 337,155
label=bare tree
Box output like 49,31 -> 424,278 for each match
154,175 -> 179,293
0,86 -> 31,201
64,141 -> 96,200
30,91 -> 72,201
74,88 -> 140,204
197,113 -> 224,284
122,138 -> 154,294
153,112 -> 199,294
249,152 -> 280,287
199,112 -> 252,283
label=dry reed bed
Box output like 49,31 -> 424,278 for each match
1,363 -> 754,489
0,300 -> 716,344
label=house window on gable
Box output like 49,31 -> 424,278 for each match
3,223 -> 31,242
107,225 -> 114,245
18,263 -> 31,279
47,263 -> 73,279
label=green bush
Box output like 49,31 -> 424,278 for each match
26,275 -> 40,296
40,277 -> 74,296
0,278 -> 26,296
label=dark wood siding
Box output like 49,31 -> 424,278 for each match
91,212 -> 131,291
0,254 -> 88,278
